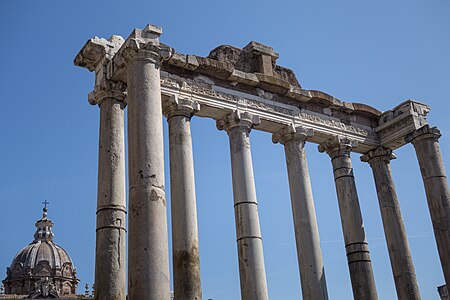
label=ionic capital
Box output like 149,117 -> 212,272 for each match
272,124 -> 313,145
216,110 -> 260,133
113,25 -> 174,70
405,125 -> 441,145
88,81 -> 127,106
162,96 -> 200,119
360,147 -> 397,165
318,136 -> 358,158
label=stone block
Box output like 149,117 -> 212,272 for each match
227,70 -> 259,86
255,73 -> 291,94
195,56 -> 234,79
285,86 -> 311,102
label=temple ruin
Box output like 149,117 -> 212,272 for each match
74,24 -> 450,300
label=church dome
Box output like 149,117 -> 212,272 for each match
2,206 -> 79,296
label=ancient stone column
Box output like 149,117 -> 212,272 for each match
123,25 -> 173,300
217,110 -> 269,300
318,137 -> 378,300
361,147 -> 420,300
163,96 -> 202,300
406,125 -> 450,288
89,82 -> 127,300
272,125 -> 328,300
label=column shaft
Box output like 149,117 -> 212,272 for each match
218,111 -> 268,300
127,55 -> 170,299
273,127 -> 328,300
408,126 -> 450,287
95,98 -> 127,300
362,148 -> 420,300
319,138 -> 378,300
166,99 -> 202,300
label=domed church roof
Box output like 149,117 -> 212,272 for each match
2,206 -> 79,296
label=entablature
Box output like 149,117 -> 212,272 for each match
159,72 -> 378,154
74,24 -> 432,154
376,100 -> 430,150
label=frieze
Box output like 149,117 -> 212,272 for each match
242,98 -> 296,116
162,78 -> 297,116
160,76 -> 376,140
160,77 -> 180,89
299,112 -> 371,137
377,117 -> 415,136
182,82 -> 236,102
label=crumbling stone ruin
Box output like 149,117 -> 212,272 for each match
74,24 -> 450,300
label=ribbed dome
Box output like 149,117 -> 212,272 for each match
2,207 -> 79,296
11,239 -> 74,272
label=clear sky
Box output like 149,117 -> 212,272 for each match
1,1 -> 450,299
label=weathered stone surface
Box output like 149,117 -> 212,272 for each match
273,65 -> 300,87
319,137 -> 378,300
167,52 -> 188,69
207,42 -> 300,88
352,102 -> 382,117
95,95 -> 127,300
377,100 -> 429,150
159,74 -> 380,153
124,25 -> 171,300
406,125 -> 450,289
255,73 -> 291,94
284,85 -> 312,102
194,56 -> 234,79
243,41 -> 278,76
88,81 -> 126,106
273,125 -> 328,300
217,110 -> 268,300
74,35 -> 124,72
163,97 -> 202,300
227,69 -> 260,86
361,147 -> 421,300
74,32 -> 127,300
110,26 -> 174,83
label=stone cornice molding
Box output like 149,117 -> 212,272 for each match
405,125 -> 441,145
216,110 -> 260,133
163,44 -> 385,118
74,35 -> 126,108
272,124 -> 313,145
162,95 -> 200,120
360,147 -> 397,164
377,100 -> 430,149
74,35 -> 125,72
88,81 -> 127,106
318,136 -> 358,159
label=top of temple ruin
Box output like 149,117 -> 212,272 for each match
74,24 -> 432,152
162,40 -> 386,119
206,41 -> 296,86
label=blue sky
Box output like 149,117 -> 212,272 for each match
1,1 -> 450,299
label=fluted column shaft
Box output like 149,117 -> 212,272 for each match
217,111 -> 268,300
361,147 -> 420,300
164,98 -> 202,300
125,27 -> 171,300
90,82 -> 127,300
319,138 -> 378,300
407,125 -> 450,287
273,126 -> 328,300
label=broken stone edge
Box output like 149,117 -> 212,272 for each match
165,50 -> 382,118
